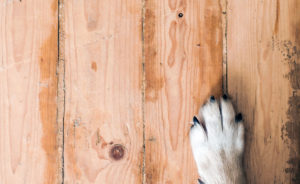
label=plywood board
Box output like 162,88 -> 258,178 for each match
63,0 -> 144,183
144,0 -> 223,183
0,0 -> 61,183
227,0 -> 300,183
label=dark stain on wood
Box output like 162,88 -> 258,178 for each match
39,1 -> 59,182
51,0 -> 58,16
283,96 -> 300,183
273,0 -> 280,35
91,128 -> 109,160
278,39 -> 300,183
193,0 -> 223,106
145,159 -> 160,184
144,6 -> 164,102
91,61 -> 97,72
39,26 -> 59,184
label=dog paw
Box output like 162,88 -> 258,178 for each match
190,95 -> 245,184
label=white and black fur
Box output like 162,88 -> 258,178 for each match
190,95 -> 246,184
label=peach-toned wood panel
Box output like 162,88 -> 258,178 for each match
63,0 -> 143,183
227,0 -> 300,183
0,0 -> 61,183
144,0 -> 223,183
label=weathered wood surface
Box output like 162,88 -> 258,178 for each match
144,0 -> 223,183
0,0 -> 61,183
227,0 -> 300,183
2,0 -> 299,183
63,0 -> 144,183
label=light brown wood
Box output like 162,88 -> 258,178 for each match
227,0 -> 300,183
63,0 -> 144,183
144,0 -> 223,183
0,0 -> 61,183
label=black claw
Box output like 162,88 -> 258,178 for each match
198,178 -> 205,184
235,113 -> 243,122
210,96 -> 215,102
193,116 -> 200,125
223,94 -> 228,100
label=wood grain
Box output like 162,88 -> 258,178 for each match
63,0 -> 143,183
0,0 -> 61,183
227,0 -> 300,183
144,0 -> 223,183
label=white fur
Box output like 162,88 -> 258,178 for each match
190,97 -> 246,184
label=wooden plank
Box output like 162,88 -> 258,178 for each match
0,0 -> 61,183
227,0 -> 300,183
144,0 -> 223,183
63,0 -> 143,183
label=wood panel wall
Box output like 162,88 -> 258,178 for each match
0,0 -> 299,184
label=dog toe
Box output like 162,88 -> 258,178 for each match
199,96 -> 222,135
220,95 -> 236,130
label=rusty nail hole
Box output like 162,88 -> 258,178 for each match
110,144 -> 125,161
178,13 -> 184,18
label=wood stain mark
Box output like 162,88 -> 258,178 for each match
84,0 -> 100,31
144,8 -> 164,102
282,96 -> 300,183
285,40 -> 300,183
51,0 -> 58,16
91,129 -> 108,160
277,40 -> 300,183
39,26 -> 59,184
91,61 -> 97,72
273,0 -> 280,35
145,160 -> 160,184
193,0 -> 223,108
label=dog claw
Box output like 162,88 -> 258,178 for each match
235,113 -> 243,122
193,116 -> 200,125
210,96 -> 215,102
198,178 -> 205,184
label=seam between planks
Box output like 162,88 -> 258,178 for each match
221,0 -> 228,94
141,0 -> 146,183
57,0 -> 65,183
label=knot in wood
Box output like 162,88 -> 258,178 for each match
110,144 -> 125,161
